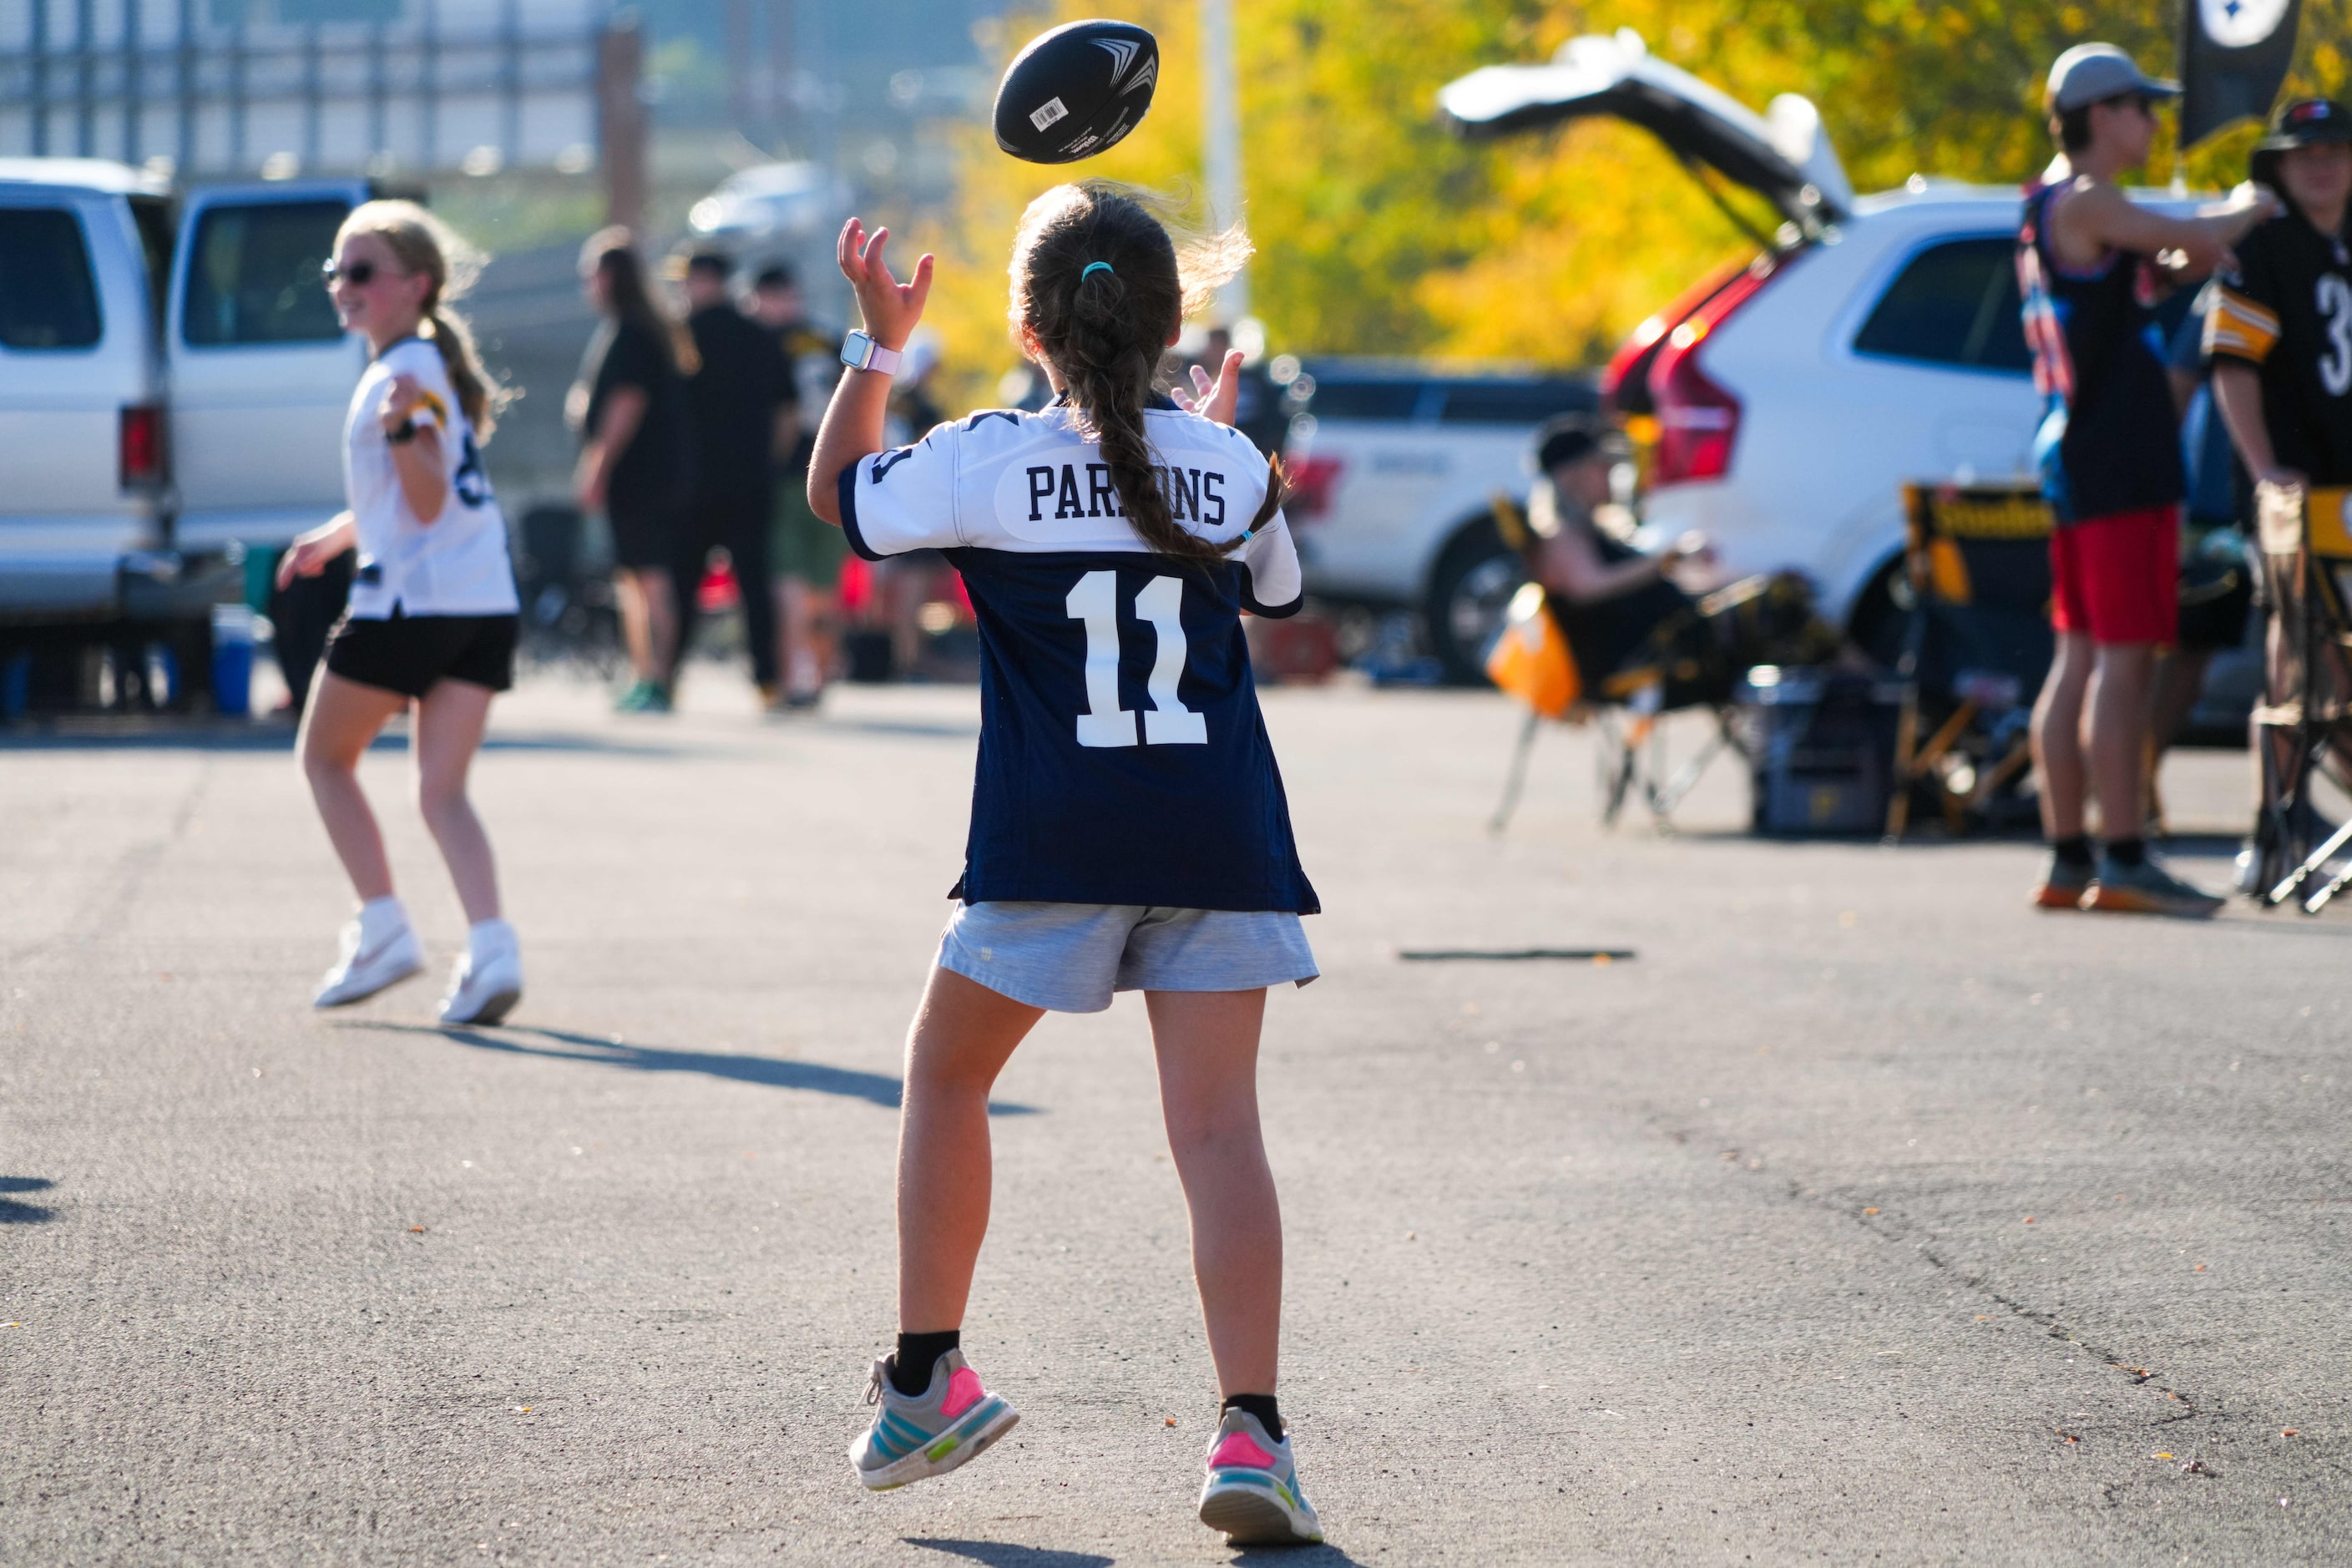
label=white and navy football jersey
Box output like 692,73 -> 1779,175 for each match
838,396 -> 1317,913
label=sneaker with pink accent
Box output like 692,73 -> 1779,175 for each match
847,1347 -> 1019,1491
1197,1408 -> 1323,1545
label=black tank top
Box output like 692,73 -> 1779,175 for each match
2017,180 -> 2186,523
1550,522 -> 1690,680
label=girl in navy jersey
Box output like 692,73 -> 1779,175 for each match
277,201 -> 524,1026
807,184 -> 1323,1546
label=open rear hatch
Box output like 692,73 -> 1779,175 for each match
1438,28 -> 1852,239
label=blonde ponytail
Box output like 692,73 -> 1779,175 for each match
336,199 -> 511,439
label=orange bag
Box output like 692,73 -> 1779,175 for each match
1485,581 -> 1580,719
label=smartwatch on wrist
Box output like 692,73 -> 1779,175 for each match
386,418 -> 418,445
840,330 -> 903,377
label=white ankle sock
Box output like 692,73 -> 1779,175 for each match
468,918 -> 518,962
357,896 -> 409,944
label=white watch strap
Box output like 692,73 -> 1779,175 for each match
843,331 -> 903,376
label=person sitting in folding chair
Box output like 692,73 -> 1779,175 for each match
1520,415 -> 1840,706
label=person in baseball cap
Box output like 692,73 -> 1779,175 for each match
2017,43 -> 2279,917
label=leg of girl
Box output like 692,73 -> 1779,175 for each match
851,966 -> 1037,1490
1150,987 -> 1323,1546
414,678 -> 522,1024
300,672 -> 424,1006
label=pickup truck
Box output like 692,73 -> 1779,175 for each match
0,158 -> 373,711
1278,359 -> 1596,682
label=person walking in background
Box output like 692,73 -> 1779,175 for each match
2018,43 -> 2274,916
274,200 -> 524,1025
810,187 -> 1326,1547
870,331 -> 950,680
752,262 -> 845,707
570,228 -> 693,713
674,251 -> 792,706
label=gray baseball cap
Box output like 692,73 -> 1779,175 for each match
2046,43 -> 2181,112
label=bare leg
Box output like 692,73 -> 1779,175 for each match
412,679 -> 502,924
897,967 -> 1044,1333
614,567 -> 676,685
779,575 -> 834,696
299,673 -> 410,902
2032,630 -> 2095,840
2087,641 -> 2157,842
2152,648 -> 2212,758
1146,988 -> 1282,1398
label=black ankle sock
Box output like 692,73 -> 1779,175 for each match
2051,833 -> 2094,869
891,1330 -> 960,1396
1222,1393 -> 1284,1439
2103,837 -> 2147,869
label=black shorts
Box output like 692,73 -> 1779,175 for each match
324,609 -> 518,698
608,493 -> 679,570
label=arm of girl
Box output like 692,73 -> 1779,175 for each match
1171,350 -> 1247,426
275,511 -> 357,589
808,219 -> 933,528
380,373 -> 450,524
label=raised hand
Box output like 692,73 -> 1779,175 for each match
837,218 -> 935,353
1171,348 -> 1247,427
379,373 -> 425,435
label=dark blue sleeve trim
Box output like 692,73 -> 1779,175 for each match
837,462 -> 888,562
1238,566 -> 1303,620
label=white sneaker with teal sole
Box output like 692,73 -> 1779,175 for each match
848,1348 -> 1019,1491
1197,1408 -> 1323,1545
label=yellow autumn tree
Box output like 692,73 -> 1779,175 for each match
910,0 -> 2352,404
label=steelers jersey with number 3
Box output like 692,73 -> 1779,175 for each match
2205,212 -> 2352,487
342,336 -> 517,619
838,397 -> 1317,913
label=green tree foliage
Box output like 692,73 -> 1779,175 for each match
913,0 -> 2352,402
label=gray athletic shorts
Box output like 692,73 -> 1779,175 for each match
935,901 -> 1318,1014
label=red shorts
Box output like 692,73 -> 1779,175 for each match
2049,505 -> 2178,645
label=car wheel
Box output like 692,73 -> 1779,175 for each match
1424,519 -> 1526,686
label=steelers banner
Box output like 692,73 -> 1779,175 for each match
2180,0 -> 2303,149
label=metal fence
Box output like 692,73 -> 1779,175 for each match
0,0 -> 620,180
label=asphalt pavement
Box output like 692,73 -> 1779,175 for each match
3,670 -> 2346,1565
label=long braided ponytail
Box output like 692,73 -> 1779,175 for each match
1009,183 -> 1278,563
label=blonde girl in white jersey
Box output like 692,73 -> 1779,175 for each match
276,200 -> 524,1024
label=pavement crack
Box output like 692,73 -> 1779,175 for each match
1661,1120 -> 2213,1430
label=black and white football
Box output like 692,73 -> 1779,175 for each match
991,19 -> 1159,164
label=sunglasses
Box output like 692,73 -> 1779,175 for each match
321,258 -> 398,288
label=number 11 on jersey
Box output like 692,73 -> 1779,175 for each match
1066,569 -> 1207,747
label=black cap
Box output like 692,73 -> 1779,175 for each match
685,249 -> 734,278
2258,97 -> 2352,153
1533,412 -> 1625,473
753,262 -> 797,291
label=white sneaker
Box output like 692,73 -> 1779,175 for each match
313,908 -> 424,1009
438,921 -> 522,1025
1197,1408 -> 1323,1545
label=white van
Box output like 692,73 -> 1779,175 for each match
0,158 -> 370,705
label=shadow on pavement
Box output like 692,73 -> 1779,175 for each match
339,1022 -> 1036,1115
0,724 -> 690,758
1232,1548 -> 1370,1567
0,1176 -> 57,1223
903,1541 -> 1113,1568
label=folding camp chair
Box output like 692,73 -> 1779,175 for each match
1485,497 -> 1743,834
2249,482 -> 2352,912
1885,483 -> 2056,838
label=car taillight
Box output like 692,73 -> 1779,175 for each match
1603,259 -> 1749,417
1287,454 -> 1344,519
1644,251 -> 1796,488
119,403 -> 165,491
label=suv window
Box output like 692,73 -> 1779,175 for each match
183,200 -> 346,346
1437,379 -> 1595,424
0,208 -> 104,350
1853,238 -> 2031,374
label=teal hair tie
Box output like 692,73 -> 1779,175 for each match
1081,260 -> 1115,281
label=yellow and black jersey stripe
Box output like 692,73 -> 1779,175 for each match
2205,286 -> 2281,365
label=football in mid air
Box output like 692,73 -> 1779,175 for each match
991,19 -> 1159,164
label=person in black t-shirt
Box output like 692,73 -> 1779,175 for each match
673,251 -> 793,701
569,228 -> 692,712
